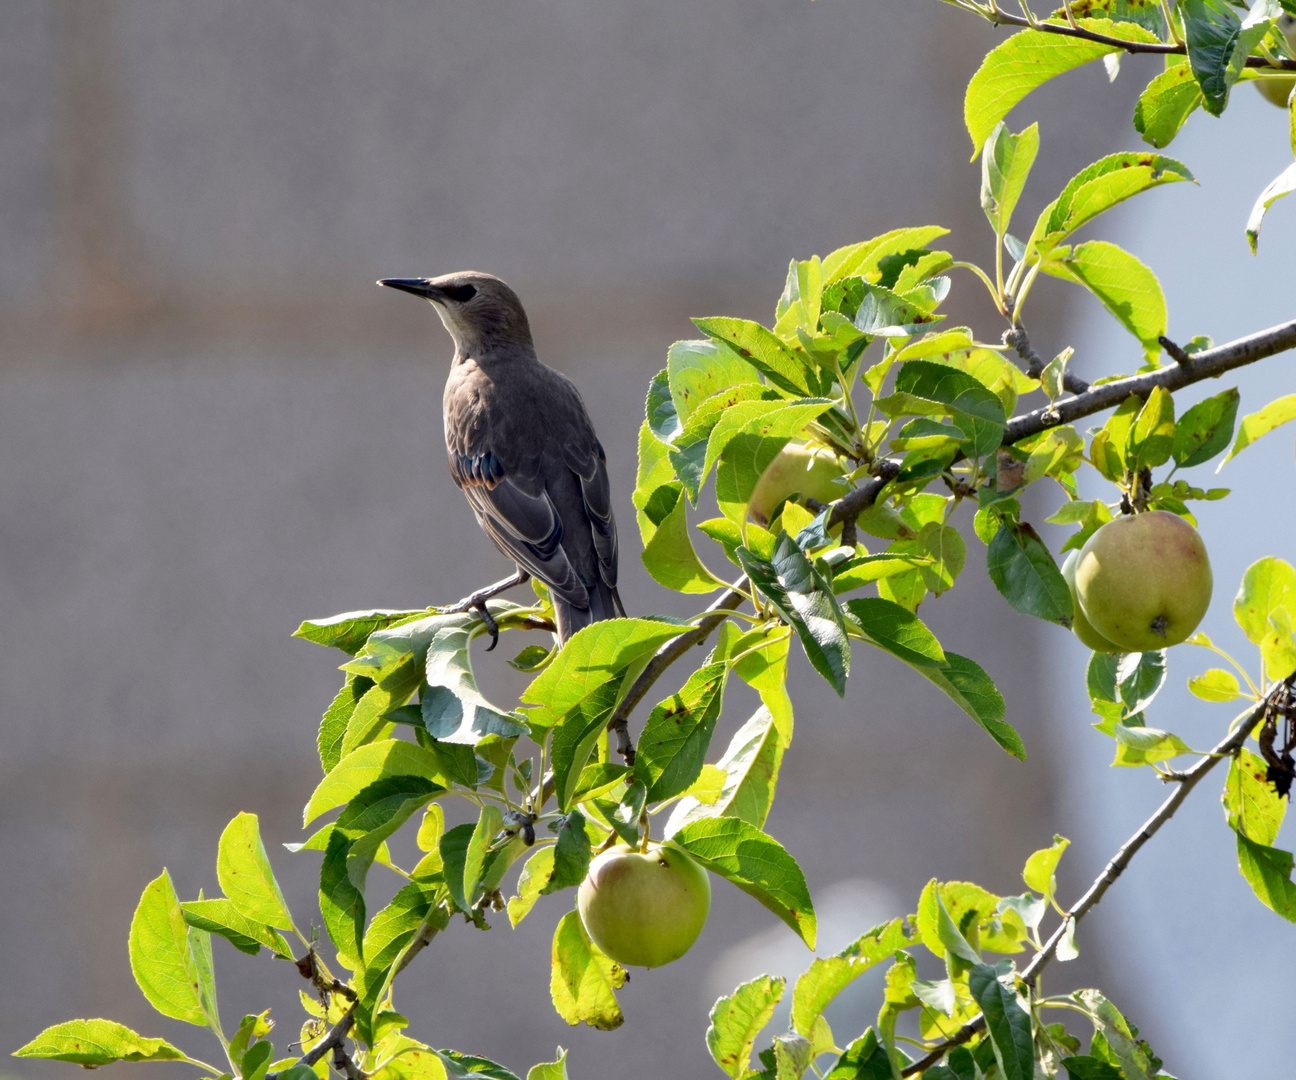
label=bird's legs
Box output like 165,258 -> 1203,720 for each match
440,569 -> 531,650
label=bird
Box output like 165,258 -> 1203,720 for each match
378,271 -> 624,648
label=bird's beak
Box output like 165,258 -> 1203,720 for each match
377,278 -> 445,303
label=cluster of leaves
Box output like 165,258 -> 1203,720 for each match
951,0 -> 1296,252
705,837 -> 1174,1080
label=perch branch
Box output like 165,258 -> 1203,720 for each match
606,578 -> 750,763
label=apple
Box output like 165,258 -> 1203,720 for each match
748,442 -> 848,527
1061,550 -> 1121,653
1073,511 -> 1213,653
1256,15 -> 1296,107
576,841 -> 711,968
1255,75 -> 1295,108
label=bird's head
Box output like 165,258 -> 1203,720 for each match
378,271 -> 533,357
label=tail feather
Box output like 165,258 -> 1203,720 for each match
554,580 -> 623,646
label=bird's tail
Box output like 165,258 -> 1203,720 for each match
554,580 -> 625,646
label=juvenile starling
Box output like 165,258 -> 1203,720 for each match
379,271 -> 624,646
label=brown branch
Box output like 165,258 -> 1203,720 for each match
829,317 -> 1296,535
979,7 -> 1296,68
901,684 -> 1284,1076
1003,317 -> 1296,445
605,579 -> 750,763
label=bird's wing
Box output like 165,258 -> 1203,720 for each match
449,449 -> 589,607
562,440 -> 619,589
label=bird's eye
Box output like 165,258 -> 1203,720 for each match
443,284 -> 477,303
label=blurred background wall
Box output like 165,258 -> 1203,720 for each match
0,2 -> 1289,1078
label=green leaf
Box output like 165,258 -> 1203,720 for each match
706,975 -> 785,1079
668,339 -> 763,422
1172,388 -> 1240,467
964,20 -> 1158,155
693,317 -> 816,396
729,624 -> 794,740
462,805 -> 504,910
823,1029 -> 891,1080
295,609 -> 428,655
822,227 -> 951,284
14,1020 -> 190,1066
1129,385 -> 1177,471
1246,161 -> 1296,254
526,1048 -> 569,1080
543,809 -> 592,894
1023,835 -> 1070,903
917,654 -> 1022,760
981,122 -> 1040,237
739,532 -> 851,696
829,278 -> 945,338
877,360 -> 1006,457
319,830 -> 365,968
1235,832 -> 1296,921
304,740 -> 446,825
355,885 -> 445,1043
320,674 -> 371,773
968,965 -> 1033,1080
666,704 -> 787,836
1031,152 -> 1194,255
644,366 -> 682,444
1224,749 -> 1287,846
216,812 -> 295,932
508,846 -> 556,927
791,919 -> 909,1037
1182,0 -> 1275,116
1187,667 -> 1242,701
665,384 -> 774,502
1220,394 -> 1296,468
639,481 -> 726,594
1074,990 -> 1154,1080
129,871 -> 208,1027
1233,557 -> 1296,647
422,627 -> 528,742
707,400 -> 837,522
986,522 -> 1073,626
844,597 -> 947,667
549,911 -> 627,1030
181,898 -> 292,958
673,817 -> 816,947
634,661 -> 729,802
1133,60 -> 1204,148
522,618 -> 688,730
1041,241 -> 1166,364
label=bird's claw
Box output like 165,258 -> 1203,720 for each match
475,602 -> 500,650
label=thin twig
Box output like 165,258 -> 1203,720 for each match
901,685 -> 1283,1076
1003,323 -> 1090,394
266,1008 -> 356,1080
605,579 -> 750,763
976,8 -> 1296,67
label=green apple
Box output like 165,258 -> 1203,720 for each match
1061,550 -> 1122,653
1074,511 -> 1213,653
1255,75 -> 1295,107
577,841 -> 710,968
748,442 -> 848,527
1256,14 -> 1296,107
